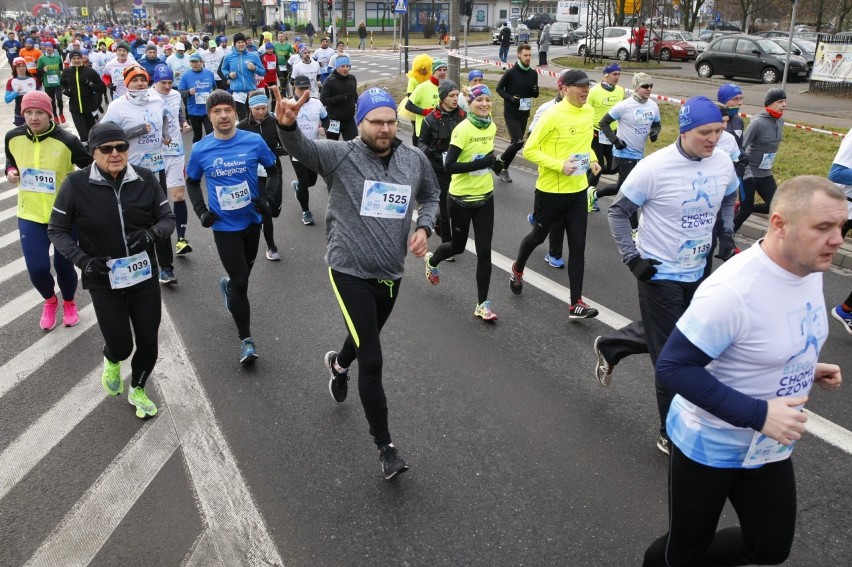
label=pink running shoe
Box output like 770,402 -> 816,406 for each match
40,297 -> 59,331
63,300 -> 79,327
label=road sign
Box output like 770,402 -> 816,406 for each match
715,12 -> 721,24
81,7 -> 88,16
289,1 -> 298,11
393,0 -> 407,14
132,7 -> 147,18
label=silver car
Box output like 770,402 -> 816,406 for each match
577,26 -> 651,61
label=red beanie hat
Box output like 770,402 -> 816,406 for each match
21,91 -> 54,120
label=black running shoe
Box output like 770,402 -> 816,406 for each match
568,300 -> 599,319
509,263 -> 523,295
324,351 -> 349,403
378,444 -> 409,480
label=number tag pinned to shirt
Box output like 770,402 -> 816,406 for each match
519,97 -> 532,111
216,180 -> 252,210
162,139 -> 182,156
45,74 -> 60,86
20,167 -> 56,193
232,91 -> 248,104
469,153 -> 489,176
266,60 -> 276,70
360,180 -> 411,219
328,119 -> 340,134
571,153 -> 590,176
194,91 -> 209,106
742,431 -> 794,467
140,151 -> 164,172
758,152 -> 776,170
675,236 -> 712,269
278,64 -> 287,72
107,251 -> 152,289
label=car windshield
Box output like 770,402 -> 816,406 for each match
680,31 -> 697,41
796,40 -> 817,51
757,39 -> 787,54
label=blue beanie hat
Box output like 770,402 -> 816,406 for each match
717,83 -> 742,104
468,69 -> 484,82
355,87 -> 397,125
603,63 -> 621,75
334,55 -> 351,69
679,96 -> 723,133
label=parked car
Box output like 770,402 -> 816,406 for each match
548,22 -> 576,45
651,31 -> 697,60
572,24 -> 589,40
524,13 -> 557,31
770,37 -> 816,74
576,26 -> 651,61
663,29 -> 708,53
706,21 -> 741,31
698,29 -> 735,43
491,24 -> 530,46
694,34 -> 810,83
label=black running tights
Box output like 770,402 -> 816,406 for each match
188,114 -> 213,143
291,158 -> 318,212
431,197 -> 494,304
329,269 -> 400,447
734,175 -> 777,232
90,277 -> 161,388
213,223 -> 261,340
643,445 -> 796,567
500,115 -> 528,168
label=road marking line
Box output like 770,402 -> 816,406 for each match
0,187 -> 15,200
157,308 -> 284,566
0,229 -> 19,250
0,288 -> 42,329
460,239 -> 852,453
0,365 -> 128,501
0,204 -> 16,222
25,413 -> 179,567
0,304 -> 97,400
183,530 -> 225,567
0,255 -> 28,285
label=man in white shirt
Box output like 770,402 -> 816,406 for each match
101,42 -> 136,98
643,175 -> 844,566
291,44 -> 321,98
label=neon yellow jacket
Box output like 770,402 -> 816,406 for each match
5,123 -> 92,224
523,98 -> 596,194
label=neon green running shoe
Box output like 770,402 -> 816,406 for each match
101,358 -> 123,396
128,386 -> 158,418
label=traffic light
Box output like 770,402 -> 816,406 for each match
464,1 -> 472,18
327,0 -> 333,11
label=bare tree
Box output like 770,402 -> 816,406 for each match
830,0 -> 852,32
676,0 -> 709,31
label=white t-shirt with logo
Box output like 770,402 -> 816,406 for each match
154,88 -> 184,157
621,144 -> 739,282
101,95 -> 166,172
668,242 -> 827,468
295,98 -> 327,141
291,59 -> 321,98
102,56 -> 136,97
831,126 -> 852,219
607,96 -> 660,160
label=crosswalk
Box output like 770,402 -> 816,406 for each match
0,192 -> 284,565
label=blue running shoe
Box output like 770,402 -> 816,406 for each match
219,277 -> 232,313
832,304 -> 852,336
545,254 -> 565,269
159,267 -> 177,285
240,337 -> 258,364
527,213 -> 534,226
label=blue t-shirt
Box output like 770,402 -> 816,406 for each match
186,129 -> 278,232
2,39 -> 22,61
178,68 -> 216,116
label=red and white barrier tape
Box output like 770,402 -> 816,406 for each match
449,51 -> 847,139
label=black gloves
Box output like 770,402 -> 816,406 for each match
627,256 -> 662,281
83,257 -> 110,278
473,153 -> 495,169
490,157 -> 504,175
613,138 -> 627,150
737,153 -> 750,167
200,210 -> 219,228
254,196 -> 272,217
125,229 -> 154,255
716,232 -> 737,261
649,130 -> 659,143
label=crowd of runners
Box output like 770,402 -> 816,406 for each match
3,15 -> 852,563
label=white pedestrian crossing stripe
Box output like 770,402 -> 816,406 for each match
0,199 -> 283,564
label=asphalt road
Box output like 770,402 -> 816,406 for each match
0,63 -> 851,566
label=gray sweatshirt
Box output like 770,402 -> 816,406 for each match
278,123 -> 440,280
742,110 -> 783,179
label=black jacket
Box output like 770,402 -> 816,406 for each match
416,106 -> 466,175
499,27 -> 512,48
48,164 -> 175,290
60,64 -> 105,114
496,64 -> 539,118
320,71 -> 357,121
237,114 -> 287,167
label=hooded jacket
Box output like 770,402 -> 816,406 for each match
277,122 -> 439,280
220,48 -> 264,93
319,70 -> 357,121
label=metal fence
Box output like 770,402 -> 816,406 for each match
809,35 -> 852,97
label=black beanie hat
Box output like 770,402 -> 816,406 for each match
438,80 -> 460,101
764,88 -> 787,106
233,32 -> 246,43
88,122 -> 129,150
206,89 -> 236,113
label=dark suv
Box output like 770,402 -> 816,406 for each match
524,13 -> 556,31
694,34 -> 809,83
